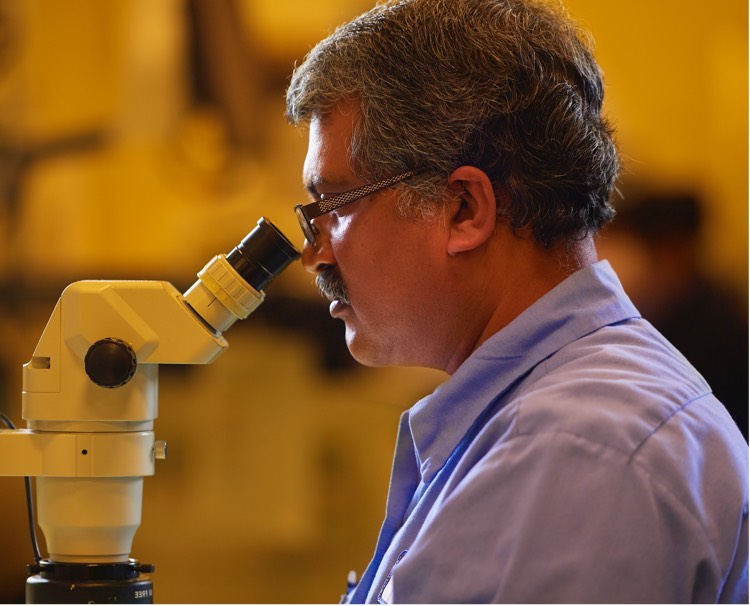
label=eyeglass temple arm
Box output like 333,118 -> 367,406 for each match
298,171 -> 416,221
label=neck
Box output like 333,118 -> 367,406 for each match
441,235 -> 598,374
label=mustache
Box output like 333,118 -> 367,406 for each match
316,267 -> 351,306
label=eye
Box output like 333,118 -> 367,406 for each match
306,190 -> 323,203
304,182 -> 325,203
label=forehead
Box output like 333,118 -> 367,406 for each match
303,103 -> 360,190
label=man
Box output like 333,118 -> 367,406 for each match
286,0 -> 748,602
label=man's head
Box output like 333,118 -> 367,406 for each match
286,0 -> 618,372
287,0 -> 619,249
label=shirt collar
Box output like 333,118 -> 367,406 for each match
408,260 -> 641,483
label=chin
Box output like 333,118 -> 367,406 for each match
345,329 -> 393,368
345,331 -> 428,369
346,342 -> 387,368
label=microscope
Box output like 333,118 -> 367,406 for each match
0,217 -> 300,603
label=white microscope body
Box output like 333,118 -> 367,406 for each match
0,218 -> 299,603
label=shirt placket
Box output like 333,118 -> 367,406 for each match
346,412 -> 421,603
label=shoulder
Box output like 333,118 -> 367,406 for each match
459,314 -> 748,537
505,317 -> 736,454
483,316 -> 747,501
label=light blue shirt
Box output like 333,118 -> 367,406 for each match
347,261 -> 748,603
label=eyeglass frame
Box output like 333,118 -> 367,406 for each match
294,171 -> 416,245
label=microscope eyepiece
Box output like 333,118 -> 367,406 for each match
184,217 -> 300,334
226,218 -> 300,291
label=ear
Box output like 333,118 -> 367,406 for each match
444,166 -> 497,256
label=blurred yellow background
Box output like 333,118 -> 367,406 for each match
0,0 -> 746,602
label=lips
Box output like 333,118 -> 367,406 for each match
329,299 -> 350,318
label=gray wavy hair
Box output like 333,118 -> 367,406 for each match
286,0 -> 618,248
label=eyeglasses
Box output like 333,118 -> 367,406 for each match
294,171 -> 416,245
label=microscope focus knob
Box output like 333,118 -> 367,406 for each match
84,338 -> 138,388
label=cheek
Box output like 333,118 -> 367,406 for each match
333,211 -> 447,299
327,212 -> 382,266
356,243 -> 442,313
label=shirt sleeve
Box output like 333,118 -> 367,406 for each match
388,430 -> 729,603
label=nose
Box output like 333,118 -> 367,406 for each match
301,220 -> 335,275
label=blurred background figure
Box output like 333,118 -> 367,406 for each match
597,188 -> 748,439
